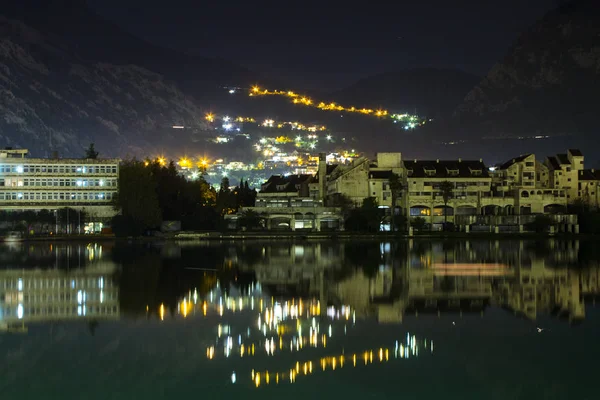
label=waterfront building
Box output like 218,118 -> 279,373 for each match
404,158 -> 496,229
326,152 -> 404,209
237,163 -> 343,231
545,149 -> 585,202
492,153 -> 567,214
577,168 -> 600,209
0,148 -> 119,231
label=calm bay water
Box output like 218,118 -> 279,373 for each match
1,239 -> 599,399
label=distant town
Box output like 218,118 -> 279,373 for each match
1,143 -> 599,237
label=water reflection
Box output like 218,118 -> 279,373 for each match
0,243 -> 118,333
1,240 -> 600,332
1,240 -> 599,396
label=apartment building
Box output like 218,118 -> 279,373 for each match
493,153 -> 567,214
0,148 -> 119,224
577,168 -> 600,208
545,149 -> 584,202
404,158 -> 494,228
238,166 -> 342,231
326,152 -> 404,208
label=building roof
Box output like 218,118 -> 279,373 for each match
547,156 -> 561,170
260,174 -> 314,193
556,154 -> 571,165
404,160 -> 489,178
578,169 -> 600,181
314,164 -> 338,182
569,149 -> 583,157
368,170 -> 394,179
497,154 -> 532,170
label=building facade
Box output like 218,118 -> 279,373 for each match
577,168 -> 600,209
326,152 -> 404,208
0,149 -> 119,229
404,159 -> 497,229
545,149 -> 585,202
235,166 -> 343,231
492,154 -> 567,215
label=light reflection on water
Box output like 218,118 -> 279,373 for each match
0,239 -> 599,396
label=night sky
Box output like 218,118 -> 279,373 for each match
88,0 -> 558,90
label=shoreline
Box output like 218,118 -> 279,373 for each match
8,231 -> 596,243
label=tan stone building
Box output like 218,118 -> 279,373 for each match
326,152 -> 404,209
404,159 -> 499,229
239,171 -> 343,231
545,149 -> 584,203
493,153 -> 567,214
577,168 -> 600,209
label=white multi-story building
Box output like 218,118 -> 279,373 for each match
0,148 -> 119,223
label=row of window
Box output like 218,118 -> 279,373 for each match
19,291 -> 116,303
0,277 -> 112,289
1,306 -> 118,318
413,170 -> 483,177
409,191 -> 483,197
1,178 -> 117,188
419,182 -> 489,187
0,191 -> 115,201
0,164 -> 117,174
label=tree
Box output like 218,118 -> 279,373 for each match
411,217 -> 427,231
85,143 -> 99,159
388,173 -> 403,232
525,215 -> 554,233
328,193 -> 354,218
113,159 -> 161,236
239,209 -> 263,230
439,181 -> 454,227
216,177 -> 237,216
345,197 -> 383,232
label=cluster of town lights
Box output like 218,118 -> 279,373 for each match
205,112 -> 328,133
246,86 -> 427,128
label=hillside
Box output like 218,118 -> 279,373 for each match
333,68 -> 480,118
450,0 -> 600,141
0,15 -> 213,157
2,0 -> 267,99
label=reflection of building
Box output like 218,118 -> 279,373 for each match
0,148 -> 119,223
240,243 -> 345,300
242,240 -> 595,325
0,264 -> 119,332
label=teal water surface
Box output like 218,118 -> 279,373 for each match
0,239 -> 599,399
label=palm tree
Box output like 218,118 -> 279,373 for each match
388,173 -> 403,232
439,181 -> 454,226
239,209 -> 263,230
